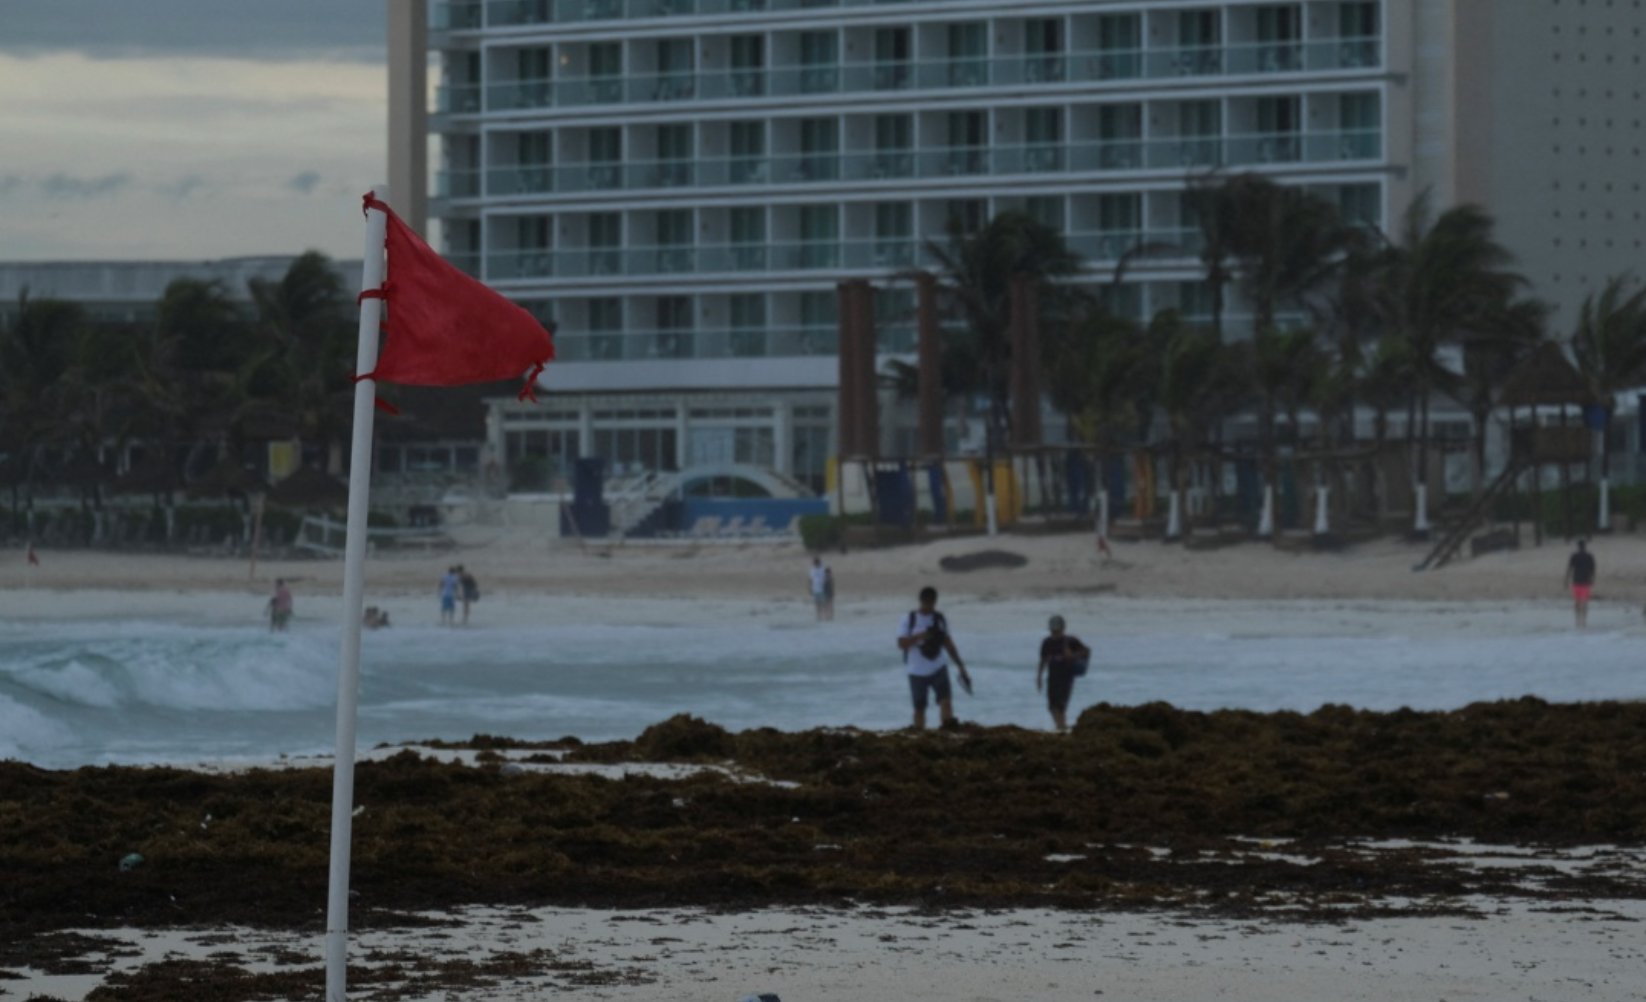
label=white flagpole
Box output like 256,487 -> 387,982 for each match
325,185 -> 389,1002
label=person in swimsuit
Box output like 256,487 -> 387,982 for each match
1564,539 -> 1596,629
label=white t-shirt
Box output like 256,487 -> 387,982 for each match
809,564 -> 828,596
898,610 -> 950,677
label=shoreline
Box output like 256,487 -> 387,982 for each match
4,526 -> 1643,609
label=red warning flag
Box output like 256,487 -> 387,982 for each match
357,193 -> 555,399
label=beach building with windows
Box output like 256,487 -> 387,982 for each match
408,0 -> 1646,502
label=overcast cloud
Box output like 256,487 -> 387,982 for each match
0,0 -> 384,62
0,2 -> 394,261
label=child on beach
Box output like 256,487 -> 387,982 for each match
267,579 -> 293,632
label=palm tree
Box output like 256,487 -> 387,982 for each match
1152,313 -> 1243,539
1571,274 -> 1646,528
247,251 -> 356,473
1186,172 -> 1357,338
1042,303 -> 1152,531
142,277 -> 257,480
923,209 -> 1083,433
1240,326 -> 1323,534
921,209 -> 1083,532
0,290 -> 83,533
1367,194 -> 1529,535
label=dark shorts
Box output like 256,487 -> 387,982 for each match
908,667 -> 953,710
1046,663 -> 1077,712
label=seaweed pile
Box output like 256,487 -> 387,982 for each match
6,697 -> 1646,991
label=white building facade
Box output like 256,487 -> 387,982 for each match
416,0 -> 1646,493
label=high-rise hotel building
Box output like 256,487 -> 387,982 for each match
413,1 -> 1646,491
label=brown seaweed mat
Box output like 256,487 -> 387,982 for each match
6,698 -> 1646,999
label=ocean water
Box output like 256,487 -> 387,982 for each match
2,611 -> 1643,771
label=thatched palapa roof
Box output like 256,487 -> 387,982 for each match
1496,340 -> 1603,409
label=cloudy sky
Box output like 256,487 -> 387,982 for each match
0,1 -> 390,262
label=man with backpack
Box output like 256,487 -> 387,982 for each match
896,586 -> 972,730
1036,614 -> 1091,733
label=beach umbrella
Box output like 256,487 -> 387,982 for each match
267,466 -> 349,509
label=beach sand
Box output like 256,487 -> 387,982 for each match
5,525 -> 1646,1001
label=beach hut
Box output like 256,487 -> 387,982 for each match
1420,342 -> 1601,568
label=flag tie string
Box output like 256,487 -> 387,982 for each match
517,362 -> 545,402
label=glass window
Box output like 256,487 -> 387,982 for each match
729,294 -> 766,356
1176,9 -> 1221,75
874,114 -> 912,178
730,120 -> 766,184
947,110 -> 986,174
1255,4 -> 1302,71
589,297 -> 623,359
516,215 -> 550,250
516,46 -> 551,81
519,131 -> 552,165
1179,9 -> 1220,46
589,212 -> 621,275
1341,1 -> 1377,36
1178,99 -> 1221,166
657,209 -> 692,272
1339,92 -> 1379,158
730,35 -> 764,96
657,123 -> 692,185
799,205 -> 839,268
1025,18 -> 1063,82
589,127 -> 621,188
948,22 -> 987,86
1098,104 -> 1142,169
589,41 -> 621,101
1255,5 -> 1301,42
1256,95 -> 1300,161
654,296 -> 693,358
1338,1 -> 1379,65
730,206 -> 765,269
874,202 -> 913,267
800,31 -> 838,93
799,290 -> 838,354
1096,13 -> 1140,79
799,117 -> 839,181
1024,107 -> 1062,171
656,38 -> 694,100
874,27 -> 911,90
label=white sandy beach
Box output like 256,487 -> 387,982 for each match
6,522 -> 1646,622
6,527 -> 1646,1001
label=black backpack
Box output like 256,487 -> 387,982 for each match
903,610 -> 947,663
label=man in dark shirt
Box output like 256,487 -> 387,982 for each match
1563,539 -> 1597,629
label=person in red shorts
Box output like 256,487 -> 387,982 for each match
1563,538 -> 1597,629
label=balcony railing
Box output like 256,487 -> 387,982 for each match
437,130 -> 1381,203
482,229 -> 1212,283
553,323 -> 840,362
432,38 -> 1384,116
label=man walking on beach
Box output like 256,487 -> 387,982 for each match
1037,614 -> 1091,733
809,556 -> 830,621
897,586 -> 972,729
1564,539 -> 1597,629
438,566 -> 459,626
